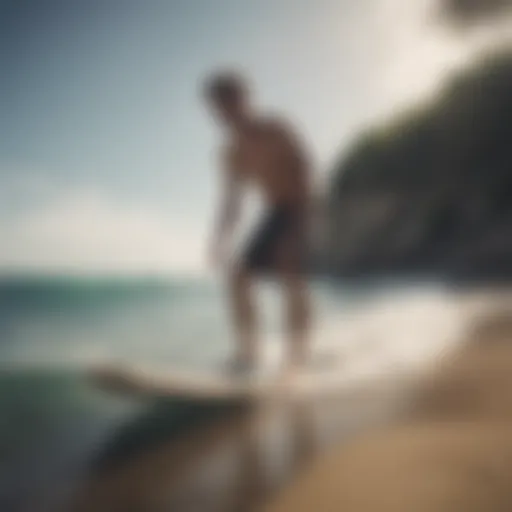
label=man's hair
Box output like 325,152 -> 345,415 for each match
204,71 -> 248,104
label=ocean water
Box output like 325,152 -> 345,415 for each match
0,276 -> 349,369
0,276 -> 471,511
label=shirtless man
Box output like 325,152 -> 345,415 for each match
204,71 -> 312,379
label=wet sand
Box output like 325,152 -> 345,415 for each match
69,375 -> 412,512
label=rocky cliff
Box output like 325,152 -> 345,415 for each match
324,50 -> 512,282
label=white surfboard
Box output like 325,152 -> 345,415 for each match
90,363 -> 273,401
88,354 -> 403,404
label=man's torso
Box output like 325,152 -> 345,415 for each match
227,116 -> 309,210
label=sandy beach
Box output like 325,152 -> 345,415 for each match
268,305 -> 512,512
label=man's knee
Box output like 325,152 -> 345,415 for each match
282,274 -> 309,316
230,266 -> 251,294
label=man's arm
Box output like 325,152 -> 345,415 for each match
210,148 -> 243,267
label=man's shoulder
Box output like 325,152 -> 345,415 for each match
255,113 -> 307,152
255,112 -> 295,136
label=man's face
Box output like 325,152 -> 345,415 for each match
208,94 -> 246,127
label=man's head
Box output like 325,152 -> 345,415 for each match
204,71 -> 251,128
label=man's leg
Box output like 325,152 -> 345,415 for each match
282,270 -> 310,369
276,227 -> 311,371
229,267 -> 258,367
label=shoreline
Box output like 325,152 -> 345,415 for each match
69,293 -> 507,512
2,286 -> 498,512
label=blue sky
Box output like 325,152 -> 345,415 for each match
0,0 -> 501,275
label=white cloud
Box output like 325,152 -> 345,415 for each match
0,189 -> 207,275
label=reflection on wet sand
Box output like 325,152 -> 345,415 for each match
71,384 -> 408,512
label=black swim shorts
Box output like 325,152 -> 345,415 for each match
242,206 -> 306,273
